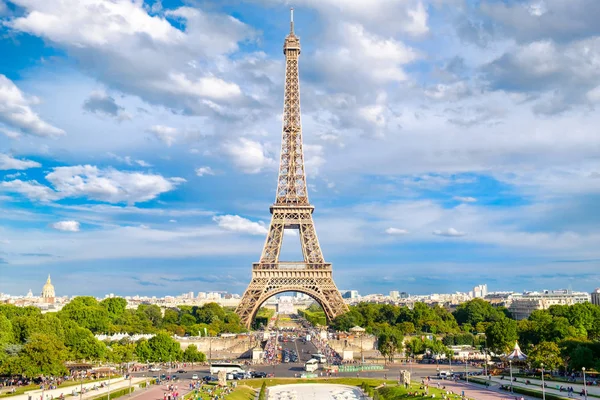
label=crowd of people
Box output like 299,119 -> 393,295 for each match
311,334 -> 342,365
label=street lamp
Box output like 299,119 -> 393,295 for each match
509,360 -> 513,393
541,363 -> 545,400
483,349 -> 487,377
465,358 -> 468,383
582,367 -> 588,400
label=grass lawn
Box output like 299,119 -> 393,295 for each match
244,377 -> 393,389
379,384 -> 466,399
0,377 -> 118,398
184,384 -> 255,400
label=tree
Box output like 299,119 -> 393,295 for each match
59,297 -> 110,334
110,342 -> 136,364
135,338 -> 152,362
100,297 -> 128,322
147,333 -> 182,362
0,314 -> 14,346
528,341 -> 563,371
330,309 -> 365,332
377,327 -> 403,363
182,344 -> 205,366
63,321 -> 107,361
567,345 -> 595,371
485,317 -> 518,355
14,333 -> 68,377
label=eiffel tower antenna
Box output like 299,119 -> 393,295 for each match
236,11 -> 348,329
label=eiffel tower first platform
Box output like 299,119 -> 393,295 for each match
235,10 -> 349,329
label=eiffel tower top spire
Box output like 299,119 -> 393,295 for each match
276,8 -> 307,207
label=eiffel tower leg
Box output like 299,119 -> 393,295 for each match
236,270 -> 349,329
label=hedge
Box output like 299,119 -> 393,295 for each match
90,387 -> 134,400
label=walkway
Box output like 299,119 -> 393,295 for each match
442,381 -> 538,400
489,376 -> 598,398
9,377 -> 147,400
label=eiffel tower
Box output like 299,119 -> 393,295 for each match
236,9 -> 349,329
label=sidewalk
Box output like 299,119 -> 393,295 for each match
9,377 -> 148,400
442,381 -> 538,400
489,376 -> 599,397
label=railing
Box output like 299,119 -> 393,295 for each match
253,262 -> 331,270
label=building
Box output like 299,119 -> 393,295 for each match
390,291 -> 399,299
472,284 -> 488,298
509,290 -> 591,320
591,288 -> 600,306
41,274 -> 56,304
341,290 -> 359,299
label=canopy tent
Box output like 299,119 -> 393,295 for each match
349,326 -> 366,333
506,341 -> 527,360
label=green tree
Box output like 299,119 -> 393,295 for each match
135,338 -> 152,362
63,321 -> 107,361
567,345 -> 595,370
330,309 -> 365,332
195,303 -> 226,324
110,342 -> 136,364
15,333 -> 68,377
485,317 -> 518,355
59,296 -> 110,334
182,344 -> 205,366
100,297 -> 128,322
147,333 -> 182,362
377,327 -> 403,363
0,314 -> 14,345
528,341 -> 563,371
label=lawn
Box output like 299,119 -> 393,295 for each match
244,377 -> 393,389
184,384 -> 255,400
0,377 -> 118,398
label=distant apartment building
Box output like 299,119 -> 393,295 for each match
472,284 -> 488,298
390,291 -> 399,299
509,290 -> 591,320
341,290 -> 359,299
591,288 -> 600,306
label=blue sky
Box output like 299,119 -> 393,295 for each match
1,0 -> 600,297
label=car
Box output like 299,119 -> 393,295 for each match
149,367 -> 161,372
191,374 -> 199,380
177,370 -> 185,374
251,372 -> 267,378
233,373 -> 245,380
202,376 -> 217,382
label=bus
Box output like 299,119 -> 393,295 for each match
304,359 -> 319,372
210,363 -> 245,375
311,354 -> 327,364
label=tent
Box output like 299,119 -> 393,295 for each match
506,341 -> 527,360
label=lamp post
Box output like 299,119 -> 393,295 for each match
509,360 -> 513,393
128,361 -> 132,397
465,358 -> 469,383
541,363 -> 545,400
79,371 -> 83,400
582,367 -> 588,400
483,349 -> 487,377
107,366 -> 111,400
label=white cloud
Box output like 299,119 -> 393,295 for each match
212,214 -> 268,235
0,154 -> 41,171
222,138 -> 274,174
0,75 -> 65,137
432,228 -> 466,237
148,125 -> 178,147
51,220 -> 80,232
2,165 -> 183,204
195,166 -> 215,177
1,180 -> 58,202
453,196 -> 477,203
5,0 -> 254,114
385,227 -> 409,235
83,90 -> 131,121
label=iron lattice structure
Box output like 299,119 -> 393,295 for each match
236,11 -> 349,329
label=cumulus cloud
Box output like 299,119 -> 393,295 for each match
195,166 -> 215,176
148,125 -> 178,147
212,214 -> 268,235
0,74 -> 65,137
51,220 -> 80,232
0,154 -> 41,170
1,165 -> 183,204
385,227 -> 409,235
453,196 -> 477,203
433,228 -> 466,237
83,90 -> 131,120
5,0 -> 254,115
222,138 -> 274,174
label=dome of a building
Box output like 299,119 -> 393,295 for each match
41,274 -> 55,299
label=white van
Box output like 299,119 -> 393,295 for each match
438,371 -> 450,379
304,359 -> 319,372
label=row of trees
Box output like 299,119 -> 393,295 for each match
0,297 -> 236,377
330,299 -> 600,371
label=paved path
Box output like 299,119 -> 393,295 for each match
9,378 -> 147,400
441,381 -> 538,400
490,376 -> 598,398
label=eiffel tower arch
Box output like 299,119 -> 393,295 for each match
236,10 -> 349,329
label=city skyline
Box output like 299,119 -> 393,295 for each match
2,1 -> 600,296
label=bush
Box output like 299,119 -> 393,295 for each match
90,387 -> 134,400
258,381 -> 267,400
